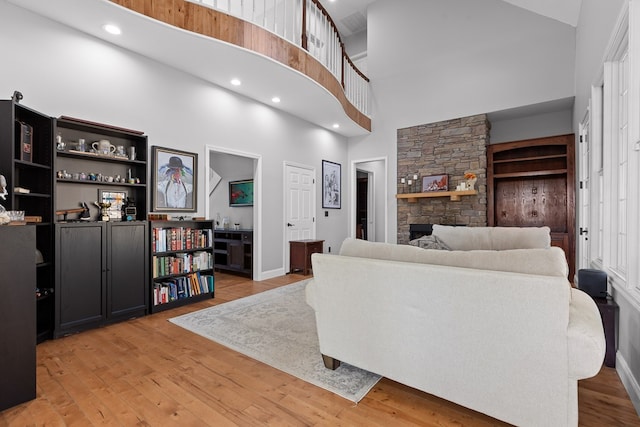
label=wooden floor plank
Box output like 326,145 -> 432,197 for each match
1,272 -> 638,426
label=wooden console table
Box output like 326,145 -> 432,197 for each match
290,239 -> 324,275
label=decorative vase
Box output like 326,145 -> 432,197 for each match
466,178 -> 477,190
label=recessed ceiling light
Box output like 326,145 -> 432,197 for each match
102,24 -> 121,35
332,123 -> 340,129
230,78 -> 242,86
271,97 -> 281,103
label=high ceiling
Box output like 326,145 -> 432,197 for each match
7,0 -> 582,137
320,0 -> 583,40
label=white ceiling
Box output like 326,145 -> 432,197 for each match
7,0 -> 582,138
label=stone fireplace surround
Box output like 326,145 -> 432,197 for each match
397,114 -> 489,243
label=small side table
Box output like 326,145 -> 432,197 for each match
290,239 -> 324,275
594,297 -> 619,368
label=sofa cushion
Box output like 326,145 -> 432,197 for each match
432,225 -> 551,250
409,235 -> 451,250
339,238 -> 568,278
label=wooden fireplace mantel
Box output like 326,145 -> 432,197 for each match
395,189 -> 478,203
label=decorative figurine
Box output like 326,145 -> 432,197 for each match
94,201 -> 111,222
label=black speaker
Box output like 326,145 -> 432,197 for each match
577,269 -> 608,298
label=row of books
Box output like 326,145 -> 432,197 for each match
152,227 -> 213,253
153,272 -> 214,306
152,251 -> 213,278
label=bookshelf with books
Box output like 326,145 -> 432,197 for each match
150,220 -> 215,313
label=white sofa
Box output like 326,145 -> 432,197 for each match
306,227 -> 605,427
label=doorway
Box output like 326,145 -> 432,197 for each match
205,145 -> 262,280
350,157 -> 388,242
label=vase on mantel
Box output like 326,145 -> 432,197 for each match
466,178 -> 477,190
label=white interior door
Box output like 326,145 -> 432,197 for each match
284,163 -> 316,271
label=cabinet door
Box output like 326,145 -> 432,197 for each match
228,240 -> 244,269
107,222 -> 148,320
55,224 -> 106,336
0,226 -> 36,411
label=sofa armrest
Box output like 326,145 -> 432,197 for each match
567,289 -> 606,379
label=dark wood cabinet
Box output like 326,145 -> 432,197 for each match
55,222 -> 148,337
0,226 -> 36,411
290,239 -> 324,275
214,230 -> 253,277
595,297 -> 619,368
150,220 -> 214,313
0,100 -> 55,342
487,134 -> 575,278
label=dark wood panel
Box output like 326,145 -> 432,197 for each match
0,226 -> 36,411
494,176 -> 567,231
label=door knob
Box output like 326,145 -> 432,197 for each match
287,223 -> 294,227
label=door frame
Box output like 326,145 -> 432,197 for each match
205,145 -> 262,281
350,157 -> 388,242
282,161 -> 316,273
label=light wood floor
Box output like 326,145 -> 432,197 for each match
2,273 -> 639,426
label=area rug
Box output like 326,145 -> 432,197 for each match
168,280 -> 381,402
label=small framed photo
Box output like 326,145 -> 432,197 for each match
152,146 -> 197,212
422,174 -> 448,192
98,189 -> 127,220
322,160 -> 341,209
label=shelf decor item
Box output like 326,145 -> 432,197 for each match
464,172 -> 477,190
322,160 -> 341,209
422,174 -> 448,192
152,146 -> 197,212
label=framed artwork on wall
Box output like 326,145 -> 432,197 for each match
322,160 -> 341,209
422,174 -> 448,192
152,146 -> 197,212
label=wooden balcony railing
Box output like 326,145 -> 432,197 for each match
187,0 -> 370,117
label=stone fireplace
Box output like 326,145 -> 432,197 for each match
397,114 -> 489,243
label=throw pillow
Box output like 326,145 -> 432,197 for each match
409,235 -> 451,250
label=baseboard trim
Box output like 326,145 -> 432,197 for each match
258,268 -> 285,281
616,352 -> 640,417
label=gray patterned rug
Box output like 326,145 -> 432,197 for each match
168,279 -> 381,402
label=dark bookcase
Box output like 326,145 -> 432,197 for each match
213,230 -> 253,277
0,99 -> 55,342
150,220 -> 214,313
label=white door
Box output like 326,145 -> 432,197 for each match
284,163 -> 316,270
578,114 -> 591,269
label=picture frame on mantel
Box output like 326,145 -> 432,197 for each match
152,146 -> 197,212
422,174 -> 448,192
322,160 -> 341,209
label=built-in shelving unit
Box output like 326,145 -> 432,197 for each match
396,189 -> 478,203
150,220 -> 215,313
487,134 -> 575,278
0,99 -> 55,342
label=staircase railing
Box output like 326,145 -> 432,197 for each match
187,0 -> 370,117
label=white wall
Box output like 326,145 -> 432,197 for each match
0,1 -> 349,276
489,109 -> 574,144
209,152 -> 254,230
348,0 -> 577,242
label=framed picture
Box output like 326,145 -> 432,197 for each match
422,174 -> 448,192
98,189 -> 127,220
229,179 -> 254,207
322,160 -> 341,209
152,146 -> 197,212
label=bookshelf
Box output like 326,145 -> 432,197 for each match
150,220 -> 215,313
0,99 -> 55,342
